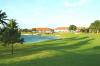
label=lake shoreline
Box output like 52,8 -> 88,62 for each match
21,34 -> 57,43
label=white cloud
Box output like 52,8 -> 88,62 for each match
65,0 -> 87,7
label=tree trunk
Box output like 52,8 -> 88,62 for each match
11,43 -> 14,55
97,30 -> 99,34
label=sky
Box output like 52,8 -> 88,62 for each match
0,0 -> 100,28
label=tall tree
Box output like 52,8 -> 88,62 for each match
69,25 -> 77,32
89,20 -> 100,34
0,10 -> 8,44
0,10 -> 8,31
1,19 -> 24,55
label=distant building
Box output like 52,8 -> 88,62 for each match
32,27 -> 85,33
54,27 -> 69,32
32,28 -> 54,34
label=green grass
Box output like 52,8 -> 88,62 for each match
0,33 -> 100,66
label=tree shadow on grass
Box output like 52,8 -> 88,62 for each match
1,49 -> 100,66
80,46 -> 100,54
30,38 -> 94,51
63,36 -> 89,40
32,36 -> 90,48
0,36 -> 93,60
0,36 -> 94,62
43,36 -> 89,43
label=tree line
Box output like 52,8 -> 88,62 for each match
69,20 -> 100,34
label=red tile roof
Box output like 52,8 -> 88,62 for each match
32,28 -> 52,31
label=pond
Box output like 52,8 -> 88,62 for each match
21,35 -> 57,43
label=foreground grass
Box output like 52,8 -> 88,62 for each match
0,33 -> 100,66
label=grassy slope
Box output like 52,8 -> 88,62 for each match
0,33 -> 100,66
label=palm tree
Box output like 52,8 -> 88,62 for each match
0,10 -> 8,32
